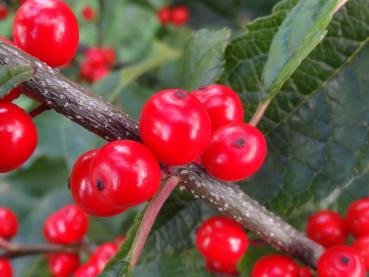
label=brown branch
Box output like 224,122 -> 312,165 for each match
0,238 -> 94,259
0,41 -> 324,267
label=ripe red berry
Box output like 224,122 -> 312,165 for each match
1,88 -> 22,103
74,262 -> 99,277
157,7 -> 171,25
171,6 -> 189,25
317,245 -> 365,277
43,205 -> 89,244
0,208 -> 18,240
352,235 -> 369,270
306,210 -> 348,248
90,140 -> 161,208
346,198 -> 369,237
70,150 -> 125,217
205,259 -> 238,275
0,102 -> 38,173
202,123 -> 267,181
47,252 -> 80,277
89,242 -> 118,272
140,89 -> 211,165
251,255 -> 299,277
298,267 -> 313,277
101,48 -> 116,66
13,0 -> 79,67
0,4 -> 8,20
82,6 -> 96,21
0,259 -> 12,277
195,216 -> 247,264
192,84 -> 244,131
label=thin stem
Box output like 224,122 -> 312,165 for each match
29,103 -> 50,118
128,175 -> 180,269
249,98 -> 271,127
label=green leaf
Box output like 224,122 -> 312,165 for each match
263,0 -> 341,98
179,29 -> 230,90
0,65 -> 33,97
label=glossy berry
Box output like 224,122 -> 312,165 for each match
202,123 -> 267,181
70,150 -> 125,217
74,262 -> 99,277
47,252 -> 80,277
195,216 -> 247,264
0,259 -> 12,277
44,205 -> 89,244
157,7 -> 171,25
0,208 -> 18,240
346,198 -> 369,237
251,255 -> 298,277
82,6 -> 96,21
1,88 -> 22,103
0,5 -> 8,20
89,242 -> 118,272
206,259 -> 238,275
90,140 -> 161,208
317,245 -> 365,277
306,210 -> 347,248
13,0 -> 79,67
192,84 -> 244,131
0,102 -> 38,173
352,235 -> 369,270
297,267 -> 313,277
171,6 -> 189,25
140,89 -> 211,165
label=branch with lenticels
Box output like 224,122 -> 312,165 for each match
0,41 -> 324,268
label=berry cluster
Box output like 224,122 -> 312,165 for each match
157,6 -> 189,26
70,85 -> 266,217
80,47 -> 116,83
43,205 -> 124,276
0,207 -> 19,277
13,0 -> 79,67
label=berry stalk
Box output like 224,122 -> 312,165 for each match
0,41 -> 323,267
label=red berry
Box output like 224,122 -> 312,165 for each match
91,66 -> 110,82
90,140 -> 161,208
251,255 -> 299,277
43,205 -> 89,244
47,252 -> 80,277
0,5 -> 8,20
205,259 -> 238,275
202,123 -> 267,181
192,84 -> 244,131
82,6 -> 96,21
297,267 -> 313,277
0,102 -> 38,173
346,198 -> 369,237
0,208 -> 18,240
306,210 -> 348,248
70,150 -> 125,217
195,216 -> 247,264
74,262 -> 99,277
140,89 -> 211,165
13,0 -> 79,67
85,47 -> 105,66
317,245 -> 365,277
0,259 -> 12,277
101,48 -> 116,66
171,6 -> 189,25
89,242 -> 118,272
352,235 -> 369,270
1,88 -> 22,102
157,7 -> 171,25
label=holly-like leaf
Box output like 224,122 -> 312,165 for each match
263,0 -> 341,98
0,64 -> 33,97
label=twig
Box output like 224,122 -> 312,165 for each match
0,41 -> 324,268
128,176 -> 180,269
249,98 -> 271,127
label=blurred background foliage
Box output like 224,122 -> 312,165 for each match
1,0 -> 368,276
